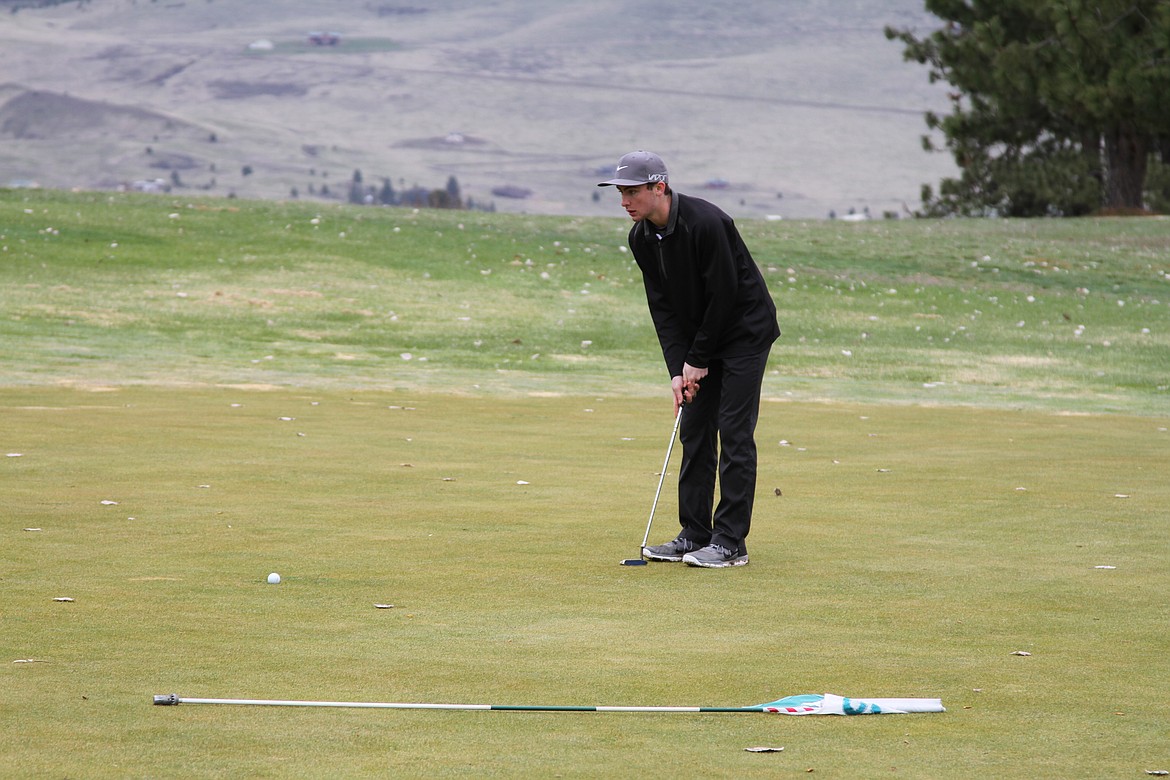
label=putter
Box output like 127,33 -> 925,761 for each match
620,405 -> 683,566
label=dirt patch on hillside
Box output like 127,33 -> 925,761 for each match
209,81 -> 308,99
146,151 -> 201,171
0,89 -> 192,140
395,134 -> 490,150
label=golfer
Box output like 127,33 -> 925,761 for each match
599,151 -> 780,568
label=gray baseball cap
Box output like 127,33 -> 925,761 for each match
597,151 -> 668,187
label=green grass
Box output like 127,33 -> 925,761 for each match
2,189 -> 1169,778
2,191 -> 1167,410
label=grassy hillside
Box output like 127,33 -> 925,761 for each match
0,0 -> 956,219
2,189 -> 1168,414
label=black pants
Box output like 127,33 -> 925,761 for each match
676,347 -> 771,556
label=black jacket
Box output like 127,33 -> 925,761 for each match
629,192 -> 780,376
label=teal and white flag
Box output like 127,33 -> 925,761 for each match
758,693 -> 945,715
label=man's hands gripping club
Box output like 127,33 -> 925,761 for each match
672,362 -> 709,413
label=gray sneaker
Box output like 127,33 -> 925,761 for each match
682,544 -> 749,568
643,537 -> 700,562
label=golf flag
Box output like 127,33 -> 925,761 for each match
757,693 -> 945,715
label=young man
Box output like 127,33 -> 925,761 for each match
599,151 -> 780,568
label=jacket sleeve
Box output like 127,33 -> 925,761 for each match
634,238 -> 690,378
685,217 -> 739,368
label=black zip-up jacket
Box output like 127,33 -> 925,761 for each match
629,191 -> 780,377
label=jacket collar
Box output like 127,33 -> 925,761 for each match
641,190 -> 679,239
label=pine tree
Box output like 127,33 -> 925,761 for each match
378,178 -> 396,205
445,176 -> 462,209
888,1 -> 1170,215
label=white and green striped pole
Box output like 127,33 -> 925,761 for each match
153,694 -> 770,713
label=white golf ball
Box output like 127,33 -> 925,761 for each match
267,572 -> 281,584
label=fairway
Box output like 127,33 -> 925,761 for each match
2,190 -> 1169,778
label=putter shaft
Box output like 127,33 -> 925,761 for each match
638,406 -> 683,552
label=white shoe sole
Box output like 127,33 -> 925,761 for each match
682,553 -> 749,568
642,551 -> 685,562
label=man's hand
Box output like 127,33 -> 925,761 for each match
672,363 -> 708,413
683,362 -> 708,392
671,376 -> 687,412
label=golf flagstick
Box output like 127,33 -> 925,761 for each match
620,405 -> 683,566
153,693 -> 944,715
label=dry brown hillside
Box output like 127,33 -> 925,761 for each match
0,0 -> 956,219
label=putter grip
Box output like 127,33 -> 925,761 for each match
154,694 -> 180,706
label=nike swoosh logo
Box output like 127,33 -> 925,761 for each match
616,165 -> 628,172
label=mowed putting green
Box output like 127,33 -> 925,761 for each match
2,190 -> 1169,777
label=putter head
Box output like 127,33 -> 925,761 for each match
619,558 -> 647,566
153,694 -> 180,706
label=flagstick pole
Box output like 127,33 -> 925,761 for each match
153,695 -> 767,713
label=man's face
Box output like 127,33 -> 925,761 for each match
615,183 -> 663,223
